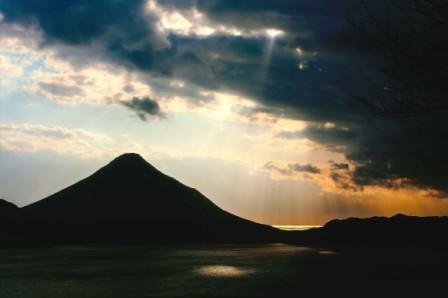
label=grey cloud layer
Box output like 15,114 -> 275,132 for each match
1,0 -> 447,195
0,0 -> 364,121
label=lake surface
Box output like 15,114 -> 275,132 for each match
0,244 -> 446,297
0,244 -> 325,297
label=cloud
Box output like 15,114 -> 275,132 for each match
290,163 -> 321,174
264,161 -> 321,176
121,96 -> 165,121
277,122 -> 358,150
329,171 -> 361,192
1,0 -> 448,197
283,118 -> 448,197
347,116 -> 448,196
37,82 -> 84,98
329,161 -> 350,171
0,123 -> 143,159
0,55 -> 22,77
0,0 -> 361,122
26,56 -> 153,104
0,0 -> 169,49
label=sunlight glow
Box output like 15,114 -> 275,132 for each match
265,29 -> 284,38
273,225 -> 322,231
263,29 -> 283,66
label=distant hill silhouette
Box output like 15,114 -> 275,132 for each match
4,153 -> 278,246
291,214 -> 448,247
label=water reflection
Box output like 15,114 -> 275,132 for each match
318,250 -> 337,255
194,265 -> 255,278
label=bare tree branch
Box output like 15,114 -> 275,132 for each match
351,0 -> 448,117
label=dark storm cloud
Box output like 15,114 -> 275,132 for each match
330,161 -> 350,171
160,0 -> 368,53
264,162 -> 321,175
330,172 -> 361,192
1,0 -> 447,195
277,123 -> 359,152
121,97 -> 165,121
167,0 -> 352,30
279,117 -> 448,195
0,0 -> 169,70
291,163 -> 322,174
347,116 -> 448,194
1,0 -> 146,44
0,0 -> 365,122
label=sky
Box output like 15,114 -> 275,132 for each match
1,0 -> 448,225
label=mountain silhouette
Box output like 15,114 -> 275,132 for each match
4,153 -> 446,248
11,153 -> 278,246
0,199 -> 18,216
0,199 -> 19,247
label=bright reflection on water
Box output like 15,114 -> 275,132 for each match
318,250 -> 337,255
191,245 -> 312,278
194,265 -> 255,278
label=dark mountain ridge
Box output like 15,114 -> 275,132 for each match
0,199 -> 18,215
3,153 -> 278,246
